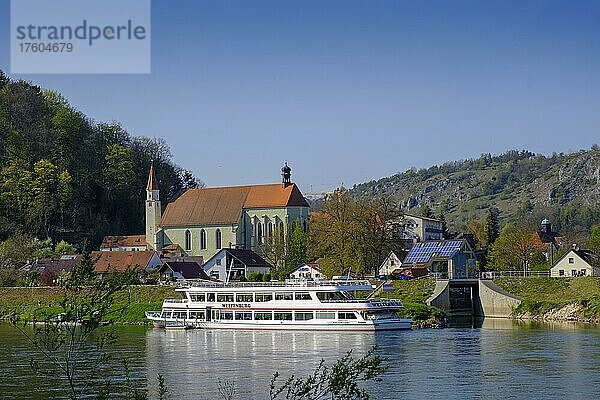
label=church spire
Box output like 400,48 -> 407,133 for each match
147,160 -> 159,191
281,162 -> 292,188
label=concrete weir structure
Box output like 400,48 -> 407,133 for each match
426,279 -> 521,318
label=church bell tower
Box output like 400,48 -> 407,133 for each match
146,161 -> 162,250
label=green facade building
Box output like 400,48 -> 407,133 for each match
145,163 -> 310,261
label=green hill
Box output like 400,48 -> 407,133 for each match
0,70 -> 202,248
352,148 -> 600,234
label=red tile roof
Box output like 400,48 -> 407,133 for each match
161,183 -> 308,227
100,235 -> 147,249
91,251 -> 158,273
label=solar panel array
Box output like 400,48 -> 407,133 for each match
403,240 -> 463,264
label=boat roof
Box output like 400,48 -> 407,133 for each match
176,279 -> 374,292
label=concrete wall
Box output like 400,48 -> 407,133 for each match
426,279 -> 521,318
478,280 -> 521,318
426,281 -> 450,312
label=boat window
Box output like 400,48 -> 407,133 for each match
275,292 -> 294,301
255,312 -> 273,320
172,311 -> 187,319
189,311 -> 205,320
236,293 -> 253,302
235,311 -> 253,320
217,293 -> 234,302
255,293 -> 273,302
274,312 -> 293,321
338,312 -> 357,320
365,311 -> 397,320
294,312 -> 314,321
190,293 -> 206,302
207,293 -> 215,302
316,292 -> 345,301
220,311 -> 234,320
294,292 -> 312,300
161,310 -> 172,318
315,311 -> 336,320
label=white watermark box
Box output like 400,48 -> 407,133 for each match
10,0 -> 151,74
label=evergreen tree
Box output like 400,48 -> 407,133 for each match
420,204 -> 433,218
589,225 -> 600,254
288,220 -> 308,270
484,207 -> 500,247
438,209 -> 449,239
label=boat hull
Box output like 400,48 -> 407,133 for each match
146,315 -> 411,331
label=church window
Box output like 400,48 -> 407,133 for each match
303,219 -> 307,232
279,222 -> 285,240
185,230 -> 191,251
257,223 -> 263,244
216,229 -> 222,249
267,222 -> 273,238
200,229 -> 207,250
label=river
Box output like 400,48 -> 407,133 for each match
1,319 -> 599,399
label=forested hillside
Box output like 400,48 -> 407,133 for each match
352,148 -> 600,236
0,70 -> 202,249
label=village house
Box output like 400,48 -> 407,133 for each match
91,250 -> 162,275
203,248 -> 272,282
534,218 -> 563,263
377,251 -> 404,277
157,261 -> 210,283
145,163 -> 310,261
289,261 -> 323,279
389,213 -> 444,242
22,254 -> 83,286
550,246 -> 600,277
100,235 -> 147,252
401,239 -> 476,279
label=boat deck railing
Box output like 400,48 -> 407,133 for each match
177,279 -> 374,289
161,298 -> 404,306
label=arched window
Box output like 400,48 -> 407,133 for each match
279,222 -> 285,241
215,229 -> 222,249
200,229 -> 206,250
185,230 -> 191,251
257,223 -> 263,244
267,222 -> 273,238
303,219 -> 307,232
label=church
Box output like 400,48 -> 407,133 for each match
145,163 -> 310,261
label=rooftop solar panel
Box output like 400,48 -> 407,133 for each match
403,240 -> 463,264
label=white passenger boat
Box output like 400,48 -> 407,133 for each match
146,279 -> 412,331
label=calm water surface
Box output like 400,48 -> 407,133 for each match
1,319 -> 600,399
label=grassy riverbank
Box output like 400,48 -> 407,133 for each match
383,279 -> 446,324
0,285 -> 178,324
495,277 -> 600,320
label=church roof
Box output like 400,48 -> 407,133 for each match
147,163 -> 159,191
160,183 -> 309,227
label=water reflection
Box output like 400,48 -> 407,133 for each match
2,322 -> 600,400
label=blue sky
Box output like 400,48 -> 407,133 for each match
1,0 -> 599,192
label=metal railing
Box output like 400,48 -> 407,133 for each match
479,271 -> 550,279
179,279 -> 374,289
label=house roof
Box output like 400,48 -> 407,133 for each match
160,183 -> 309,227
147,163 -> 159,191
160,261 -> 210,280
100,235 -> 147,249
403,213 -> 443,223
91,251 -> 158,273
292,262 -> 321,273
552,249 -> 599,268
35,254 -> 83,274
403,240 -> 467,265
226,248 -> 272,268
205,248 -> 272,268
